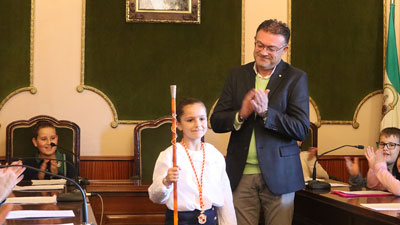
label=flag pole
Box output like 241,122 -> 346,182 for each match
170,85 -> 178,225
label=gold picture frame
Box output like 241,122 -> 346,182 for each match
126,0 -> 200,24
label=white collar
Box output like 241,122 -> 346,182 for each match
253,63 -> 275,80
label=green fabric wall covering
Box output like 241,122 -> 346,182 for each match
291,0 -> 383,121
85,0 -> 242,120
0,0 -> 30,102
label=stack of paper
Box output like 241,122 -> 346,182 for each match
31,179 -> 66,185
331,190 -> 392,197
6,210 -> 74,219
4,195 -> 57,204
361,203 -> 400,210
13,184 -> 65,191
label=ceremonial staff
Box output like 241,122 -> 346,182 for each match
170,85 -> 178,225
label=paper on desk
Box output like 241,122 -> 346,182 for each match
4,195 -> 57,204
31,179 -> 66,185
304,178 -> 349,187
5,210 -> 74,219
13,184 -> 65,191
304,177 -> 325,182
331,190 -> 392,197
361,203 -> 400,210
329,182 -> 350,187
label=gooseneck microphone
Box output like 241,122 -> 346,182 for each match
11,157 -> 78,184
50,143 -> 77,157
0,164 -> 93,224
50,143 -> 89,186
307,144 -> 364,190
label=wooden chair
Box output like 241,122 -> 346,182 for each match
133,116 -> 174,185
6,115 -> 81,176
300,122 -> 318,151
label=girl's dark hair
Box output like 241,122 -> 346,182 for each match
32,121 -> 56,138
176,97 -> 206,122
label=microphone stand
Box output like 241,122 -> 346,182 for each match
307,145 -> 364,190
11,157 -> 78,184
11,157 -> 83,201
50,143 -> 89,186
0,164 -> 93,224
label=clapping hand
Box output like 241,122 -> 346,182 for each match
365,146 -> 386,169
344,156 -> 360,177
251,89 -> 270,116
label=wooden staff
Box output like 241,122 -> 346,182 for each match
170,85 -> 178,225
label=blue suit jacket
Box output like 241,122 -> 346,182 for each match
210,60 -> 310,195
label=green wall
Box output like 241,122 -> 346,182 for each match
85,0 -> 242,120
0,0 -> 30,102
291,0 -> 383,121
0,0 -> 385,123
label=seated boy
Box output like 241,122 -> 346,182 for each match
345,127 -> 400,195
23,121 -> 74,180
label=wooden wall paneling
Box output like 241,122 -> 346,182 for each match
86,180 -> 165,225
80,157 -> 135,180
319,155 -> 368,182
79,156 -> 368,182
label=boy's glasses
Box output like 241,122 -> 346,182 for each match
376,142 -> 400,150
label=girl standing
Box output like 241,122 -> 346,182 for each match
148,98 -> 236,225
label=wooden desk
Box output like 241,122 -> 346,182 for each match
1,188 -> 97,224
293,186 -> 400,225
86,180 -> 166,225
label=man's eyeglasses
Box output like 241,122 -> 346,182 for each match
255,41 -> 286,54
376,142 -> 400,150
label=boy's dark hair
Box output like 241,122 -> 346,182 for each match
176,97 -> 206,122
32,121 -> 56,139
380,127 -> 400,140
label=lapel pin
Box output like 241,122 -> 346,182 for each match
278,74 -> 282,78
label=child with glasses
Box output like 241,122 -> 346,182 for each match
345,127 -> 400,195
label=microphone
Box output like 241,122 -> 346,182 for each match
0,164 -> 94,224
50,143 -> 89,186
50,143 -> 77,157
11,156 -> 83,202
307,144 -> 364,190
11,157 -> 78,184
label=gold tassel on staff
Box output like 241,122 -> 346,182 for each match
170,85 -> 178,225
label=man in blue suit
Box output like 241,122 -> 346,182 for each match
210,19 -> 310,225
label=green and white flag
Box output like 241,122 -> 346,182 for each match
381,2 -> 400,129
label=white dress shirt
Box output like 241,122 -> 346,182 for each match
148,143 -> 237,225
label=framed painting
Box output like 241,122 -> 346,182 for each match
126,0 -> 200,24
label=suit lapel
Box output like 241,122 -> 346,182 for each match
266,60 -> 287,99
245,62 -> 256,91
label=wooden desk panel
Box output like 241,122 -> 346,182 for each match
86,180 -> 166,225
293,186 -> 400,225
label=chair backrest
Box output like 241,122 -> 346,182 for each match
6,115 -> 81,176
133,117 -> 317,184
133,116 -> 175,185
300,122 -> 318,151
